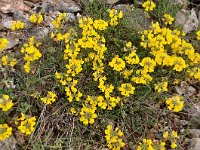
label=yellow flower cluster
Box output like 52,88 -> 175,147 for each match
70,107 -> 78,116
11,20 -> 24,31
136,129 -> 179,150
166,95 -> 184,112
140,22 -> 200,75
0,124 -> 12,141
187,67 -> 200,80
40,91 -> 57,105
53,12 -> 125,123
98,76 -> 121,110
15,113 -> 36,135
131,69 -> 153,85
154,81 -> 168,93
80,96 -> 97,125
54,14 -> 120,111
109,55 -> 125,71
125,49 -> 140,65
118,83 -> 135,97
93,19 -> 108,30
20,36 -> 42,73
162,14 -> 174,25
0,38 -> 8,51
30,13 -> 43,24
52,12 -> 67,29
109,9 -> 123,26
163,130 -> 178,149
196,30 -> 200,40
140,57 -> 156,73
137,139 -> 165,150
0,94 -> 13,112
1,55 -> 17,67
105,125 -> 125,150
142,0 -> 156,12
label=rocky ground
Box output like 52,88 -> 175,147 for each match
0,0 -> 200,149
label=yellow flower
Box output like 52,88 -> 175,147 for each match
140,57 -> 156,73
187,67 -> 200,81
166,95 -> 184,112
30,13 -> 43,24
1,55 -> 9,66
162,14 -> 174,25
137,138 -> 155,150
105,125 -> 125,150
109,55 -> 125,72
171,142 -> 177,149
20,36 -> 42,73
125,50 -> 140,65
163,131 -> 169,139
196,30 -> 200,40
80,104 -> 97,125
154,81 -> 168,93
11,20 -> 25,30
0,38 -> 9,51
1,55 -> 17,67
172,56 -> 187,72
40,91 -> 57,105
0,124 -> 12,141
93,19 -> 108,30
109,9 -> 123,26
70,107 -> 78,116
172,131 -> 178,138
30,14 -> 37,23
142,0 -> 156,11
15,113 -> 36,135
52,12 -> 66,29
126,41 -> 132,48
0,94 -> 13,112
118,83 -> 135,97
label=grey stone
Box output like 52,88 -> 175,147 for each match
33,27 -> 50,40
99,0 -> 120,5
199,11 -> 200,25
190,129 -> 200,138
0,0 -> 30,13
44,15 -> 54,29
23,0 -> 35,7
66,13 -> 75,21
13,11 -> 30,22
76,13 -> 82,20
175,9 -> 199,33
175,81 -> 197,97
114,5 -> 152,31
0,135 -> 18,150
78,0 -> 120,5
41,0 -> 81,13
1,20 -> 14,29
1,11 -> 30,30
23,0 -> 40,4
6,38 -> 20,50
175,0 -> 188,9
189,138 -> 200,150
